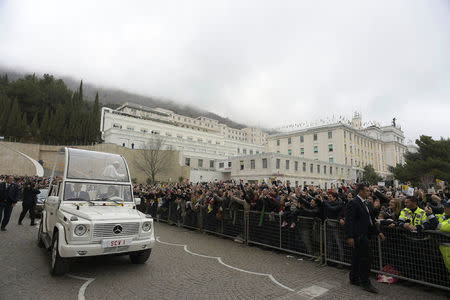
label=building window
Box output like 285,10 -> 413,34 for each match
345,157 -> 348,165
288,149 -> 292,155
303,162 -> 306,172
328,131 -> 332,139
344,144 -> 347,151
237,148 -> 240,154
277,139 -> 280,146
288,137 -> 292,144
324,165 -> 327,174
300,135 -> 304,143
262,158 -> 267,169
276,159 -> 280,169
295,161 -> 298,171
310,164 -> 314,173
330,166 -> 333,174
313,133 -> 317,141
301,148 -> 304,155
250,160 -> 255,169
350,146 -> 353,154
314,146 -> 318,153
286,160 -> 290,170
210,160 -> 214,168
350,133 -> 352,141
328,144 -> 333,152
250,150 -> 253,155
243,149 -> 247,154
341,168 -> 343,175
344,131 -> 346,138
329,157 -> 334,163
240,161 -> 244,170
228,162 -> 232,168
317,165 -> 320,173
185,158 -> 190,166
277,151 -> 280,154
198,159 -> 203,168
219,162 -> 224,168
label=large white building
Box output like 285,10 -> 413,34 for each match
101,104 -> 406,184
267,113 -> 407,179
100,103 -> 267,182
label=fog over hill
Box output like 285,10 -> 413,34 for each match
0,67 -> 272,132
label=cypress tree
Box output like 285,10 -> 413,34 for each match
21,112 -> 28,139
30,112 -> 39,138
6,98 -> 22,138
91,92 -> 101,142
0,92 -> 11,134
40,108 -> 50,143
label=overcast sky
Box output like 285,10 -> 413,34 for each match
1,0 -> 449,142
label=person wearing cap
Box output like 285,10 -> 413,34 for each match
397,196 -> 435,231
436,200 -> 450,232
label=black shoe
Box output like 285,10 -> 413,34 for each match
361,283 -> 378,294
350,280 -> 360,286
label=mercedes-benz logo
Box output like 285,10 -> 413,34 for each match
113,225 -> 123,234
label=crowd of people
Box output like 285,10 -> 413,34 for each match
132,180 -> 450,234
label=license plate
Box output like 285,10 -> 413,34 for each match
102,238 -> 132,248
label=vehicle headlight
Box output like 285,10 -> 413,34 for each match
74,224 -> 88,236
142,221 -> 152,232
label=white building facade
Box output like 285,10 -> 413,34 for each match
267,113 -> 407,179
101,105 -> 406,184
100,103 -> 267,181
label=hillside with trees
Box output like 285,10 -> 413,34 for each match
0,73 -> 100,145
0,67 -> 250,131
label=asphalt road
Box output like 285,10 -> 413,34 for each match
0,207 -> 448,300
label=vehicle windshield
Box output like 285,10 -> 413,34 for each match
63,182 -> 133,202
66,148 -> 129,182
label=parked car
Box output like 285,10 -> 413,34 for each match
38,147 -> 155,276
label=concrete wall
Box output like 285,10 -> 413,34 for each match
0,142 -> 190,184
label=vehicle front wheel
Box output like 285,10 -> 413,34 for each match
37,222 -> 44,248
50,232 -> 69,276
129,249 -> 151,264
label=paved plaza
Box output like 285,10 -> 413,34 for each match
0,209 -> 448,300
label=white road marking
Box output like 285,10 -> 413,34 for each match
67,274 -> 96,300
156,236 -> 295,292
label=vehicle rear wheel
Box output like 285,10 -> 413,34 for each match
129,249 -> 151,264
50,233 -> 69,276
37,222 -> 44,248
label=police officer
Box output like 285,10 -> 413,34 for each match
397,196 -> 437,231
18,181 -> 40,226
0,176 -> 19,231
436,200 -> 450,232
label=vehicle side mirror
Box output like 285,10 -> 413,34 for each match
134,198 -> 141,205
47,196 -> 59,205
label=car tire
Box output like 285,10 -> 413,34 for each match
37,222 -> 45,248
129,249 -> 151,264
50,232 -> 70,276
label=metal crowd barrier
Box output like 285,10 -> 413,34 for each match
147,201 -> 450,291
247,211 -> 323,260
323,219 -> 450,291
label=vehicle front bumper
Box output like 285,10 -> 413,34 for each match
58,236 -> 155,258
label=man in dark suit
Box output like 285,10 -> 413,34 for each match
18,181 -> 40,226
0,176 -> 20,231
345,183 -> 385,293
64,183 -> 90,201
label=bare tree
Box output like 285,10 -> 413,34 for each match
134,136 -> 171,184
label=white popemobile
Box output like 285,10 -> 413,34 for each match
38,147 -> 155,276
